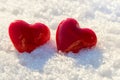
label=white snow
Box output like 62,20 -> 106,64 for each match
0,0 -> 120,80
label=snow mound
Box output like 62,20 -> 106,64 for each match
0,0 -> 120,80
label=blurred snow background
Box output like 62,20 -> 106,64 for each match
0,0 -> 120,80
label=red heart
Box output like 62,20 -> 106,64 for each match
9,20 -> 50,53
56,18 -> 97,53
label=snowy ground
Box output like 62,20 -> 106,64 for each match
0,0 -> 120,80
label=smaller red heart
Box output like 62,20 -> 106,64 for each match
9,20 -> 50,53
56,18 -> 97,53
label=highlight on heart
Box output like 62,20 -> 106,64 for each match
8,20 -> 50,53
56,18 -> 97,54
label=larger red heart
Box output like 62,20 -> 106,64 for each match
56,18 -> 97,53
9,20 -> 50,53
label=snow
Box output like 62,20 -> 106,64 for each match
0,0 -> 120,80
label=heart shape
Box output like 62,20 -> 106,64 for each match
9,20 -> 50,53
56,18 -> 97,53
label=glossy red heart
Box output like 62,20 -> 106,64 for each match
9,20 -> 50,53
56,18 -> 97,53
